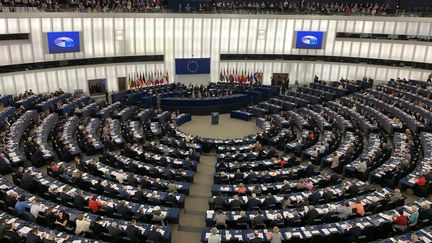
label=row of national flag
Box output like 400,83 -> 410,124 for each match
127,71 -> 169,89
219,69 -> 262,83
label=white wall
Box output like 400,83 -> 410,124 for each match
0,13 -> 431,94
0,62 -> 165,95
220,61 -> 432,85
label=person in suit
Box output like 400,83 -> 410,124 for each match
347,182 -> 359,197
73,193 -> 87,211
304,162 -> 315,177
246,194 -> 261,210
237,211 -> 248,226
165,192 -> 178,207
213,193 -> 225,209
91,217 -> 107,239
304,205 -> 320,225
418,204 -> 432,221
21,171 -> 37,192
321,188 -> 334,203
307,189 -> 321,205
3,223 -> 20,243
262,193 -> 277,209
345,222 -> 362,241
147,225 -> 163,243
251,210 -> 265,228
116,201 -> 131,221
107,222 -> 123,243
125,219 -> 141,242
229,195 -> 242,210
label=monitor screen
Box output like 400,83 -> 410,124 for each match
46,32 -> 81,54
295,31 -> 325,49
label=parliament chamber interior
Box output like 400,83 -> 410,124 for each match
1,0 -> 432,243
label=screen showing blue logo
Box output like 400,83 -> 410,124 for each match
47,32 -> 81,53
175,58 -> 211,75
295,31 -> 324,49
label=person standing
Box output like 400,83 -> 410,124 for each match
208,227 -> 221,243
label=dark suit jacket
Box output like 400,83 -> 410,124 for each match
116,204 -> 131,220
346,226 -> 362,241
247,198 -> 261,210
304,209 -> 320,225
308,192 -> 321,205
252,215 -> 265,226
91,222 -> 107,238
214,197 -> 225,208
26,232 -> 43,243
107,226 -> 123,243
262,197 -> 276,209
74,195 -> 87,210
125,225 -> 141,242
419,208 -> 432,220
146,230 -> 163,243
229,199 -> 242,210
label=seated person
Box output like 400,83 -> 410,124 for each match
236,183 -> 247,194
55,210 -> 69,230
88,196 -> 103,213
392,208 -> 408,233
152,206 -> 166,226
352,200 -> 365,216
75,214 -> 91,236
246,193 -> 261,210
416,175 -> 427,186
214,210 -> 227,228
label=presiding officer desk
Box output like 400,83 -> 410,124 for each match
161,94 -> 252,115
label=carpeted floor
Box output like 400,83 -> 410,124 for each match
178,114 -> 262,139
171,115 -> 262,243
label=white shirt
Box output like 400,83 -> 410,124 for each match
75,219 -> 91,235
30,204 -> 45,218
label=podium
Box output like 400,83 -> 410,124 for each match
211,112 -> 219,125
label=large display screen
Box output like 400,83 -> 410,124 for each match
175,58 -> 211,75
295,31 -> 325,49
46,32 -> 81,53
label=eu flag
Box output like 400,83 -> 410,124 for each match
175,58 -> 211,75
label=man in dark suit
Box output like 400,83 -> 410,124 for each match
165,192 -> 178,207
304,163 -> 316,177
213,192 -> 225,209
262,193 -> 276,209
3,223 -> 20,243
251,210 -> 265,228
21,171 -> 37,192
347,182 -> 359,197
345,222 -> 362,241
304,205 -> 320,225
229,195 -> 242,210
25,227 -> 43,243
147,226 -> 163,243
73,193 -> 87,211
308,189 -> 321,205
107,222 -> 123,243
58,188 -> 72,203
246,194 -> 261,210
419,204 -> 432,221
125,219 -> 141,242
91,217 -> 107,239
116,201 -> 132,221
321,188 -> 334,203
